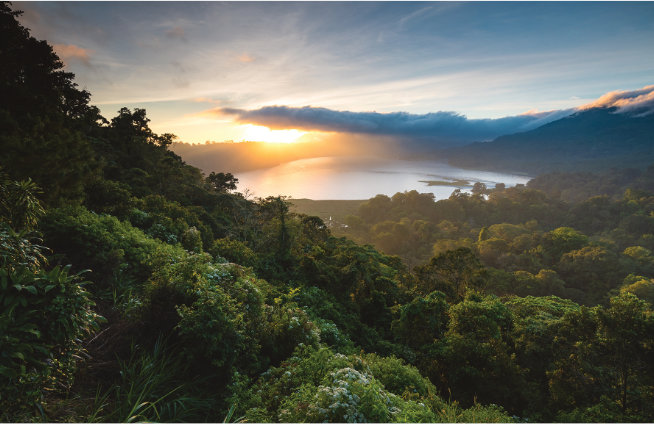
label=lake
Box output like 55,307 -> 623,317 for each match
235,156 -> 531,200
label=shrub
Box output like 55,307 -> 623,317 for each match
209,237 -> 257,267
0,264 -> 102,418
143,256 -> 274,376
41,206 -> 186,297
236,346 -> 501,423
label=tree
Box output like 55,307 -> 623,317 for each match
620,275 -> 654,305
392,291 -> 449,349
505,295 -> 580,418
545,227 -> 589,261
436,293 -> 523,410
558,245 -> 621,303
358,194 -> 392,224
206,171 -> 238,193
414,247 -> 486,301
471,182 -> 487,195
0,3 -> 98,204
595,294 -> 653,415
548,295 -> 654,420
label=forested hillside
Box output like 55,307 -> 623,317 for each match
446,108 -> 654,174
1,4 -> 653,423
338,182 -> 654,304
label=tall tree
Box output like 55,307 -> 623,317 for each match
0,3 -> 99,204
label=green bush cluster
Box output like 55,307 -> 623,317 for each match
236,345 -> 512,423
0,265 -> 102,417
41,206 -> 186,299
1,223 -> 102,418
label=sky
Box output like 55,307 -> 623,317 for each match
15,1 -> 654,145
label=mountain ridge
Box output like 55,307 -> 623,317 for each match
444,106 -> 654,174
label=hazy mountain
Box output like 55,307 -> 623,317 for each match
445,107 -> 654,175
171,139 -> 360,174
173,105 -> 654,176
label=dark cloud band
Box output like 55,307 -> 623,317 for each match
217,85 -> 654,146
220,105 -> 571,145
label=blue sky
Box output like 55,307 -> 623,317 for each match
16,2 -> 654,143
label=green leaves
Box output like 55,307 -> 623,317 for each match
414,247 -> 486,302
237,346 -> 513,423
0,260 -> 103,416
0,173 -> 45,232
89,338 -> 213,423
23,285 -> 37,295
0,225 -> 48,272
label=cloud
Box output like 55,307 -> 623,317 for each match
170,61 -> 189,88
165,26 -> 187,42
216,105 -> 568,146
398,6 -> 434,27
517,108 -> 577,131
237,53 -> 255,63
397,3 -> 458,28
580,85 -> 654,115
192,97 -> 222,105
198,84 -> 653,148
53,43 -> 92,66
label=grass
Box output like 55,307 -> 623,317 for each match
88,337 -> 213,422
289,198 -> 365,223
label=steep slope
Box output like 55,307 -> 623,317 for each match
445,107 -> 654,174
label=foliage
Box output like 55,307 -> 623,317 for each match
236,345 -> 512,423
0,226 -> 47,273
143,255 -> 264,372
0,172 -> 102,419
40,206 -> 186,298
414,248 -> 486,301
0,171 -> 45,232
89,338 -> 213,423
0,263 -> 101,419
334,182 -> 654,307
209,237 -> 258,267
547,295 -> 654,421
206,172 -> 239,193
435,292 -> 522,409
620,274 -> 654,305
2,3 -> 654,421
392,290 -> 449,349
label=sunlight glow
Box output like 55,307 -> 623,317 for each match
241,124 -> 306,143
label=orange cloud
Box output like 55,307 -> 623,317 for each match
192,97 -> 222,105
580,85 -> 654,114
53,43 -> 92,66
192,107 -> 228,119
519,109 -> 558,117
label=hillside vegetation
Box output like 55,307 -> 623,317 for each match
1,4 -> 653,423
446,108 -> 654,174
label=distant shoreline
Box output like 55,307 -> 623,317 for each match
419,179 -> 471,187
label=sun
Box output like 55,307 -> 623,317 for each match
241,124 -> 306,143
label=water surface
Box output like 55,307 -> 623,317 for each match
236,156 -> 531,200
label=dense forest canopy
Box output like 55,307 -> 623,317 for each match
1,3 -> 653,423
